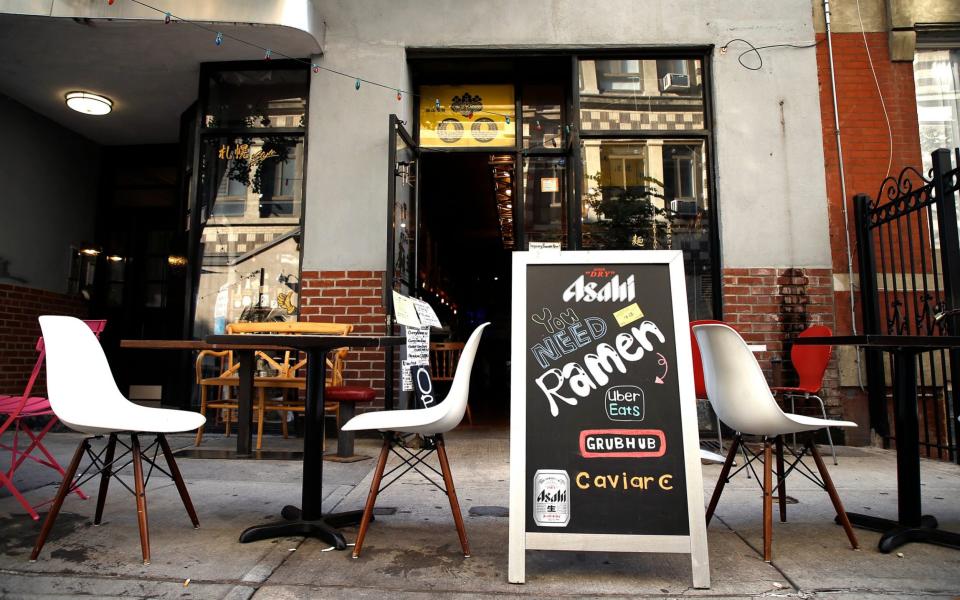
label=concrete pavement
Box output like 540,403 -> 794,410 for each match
1,428 -> 958,599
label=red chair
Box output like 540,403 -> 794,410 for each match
0,319 -> 106,519
769,324 -> 837,464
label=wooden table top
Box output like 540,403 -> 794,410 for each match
120,339 -> 289,351
206,333 -> 405,350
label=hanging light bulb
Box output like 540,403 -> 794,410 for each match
535,119 -> 542,131
215,32 -> 223,46
397,90 -> 402,101
505,115 -> 510,125
313,64 -> 320,74
164,12 -> 171,24
435,98 -> 441,110
264,49 -> 272,61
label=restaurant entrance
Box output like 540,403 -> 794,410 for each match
418,152 -> 514,422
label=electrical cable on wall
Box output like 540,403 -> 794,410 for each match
856,0 -> 893,179
720,38 -> 823,71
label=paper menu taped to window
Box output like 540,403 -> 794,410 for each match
402,326 -> 431,391
393,291 -> 422,327
406,326 -> 430,364
401,359 -> 413,391
393,290 -> 442,329
412,298 -> 442,328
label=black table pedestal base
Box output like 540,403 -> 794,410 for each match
238,506 -> 371,548
838,512 -> 960,552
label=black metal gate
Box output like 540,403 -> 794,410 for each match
855,148 -> 960,462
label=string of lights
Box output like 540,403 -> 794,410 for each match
111,0 -> 513,123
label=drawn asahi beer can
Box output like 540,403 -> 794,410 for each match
533,469 -> 570,527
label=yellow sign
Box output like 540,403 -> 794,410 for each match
541,177 -> 559,193
613,303 -> 645,327
419,85 -> 516,148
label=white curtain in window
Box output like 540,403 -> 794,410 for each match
915,49 -> 960,173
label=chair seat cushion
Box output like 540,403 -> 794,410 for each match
61,404 -> 206,435
325,386 -> 376,403
0,395 -> 53,416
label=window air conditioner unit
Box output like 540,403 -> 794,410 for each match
661,73 -> 690,92
670,199 -> 697,215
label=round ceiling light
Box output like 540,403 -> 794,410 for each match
65,91 -> 113,116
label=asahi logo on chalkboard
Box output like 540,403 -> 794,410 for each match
563,268 -> 636,303
533,469 -> 570,527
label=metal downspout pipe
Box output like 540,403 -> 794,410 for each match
823,0 -> 865,388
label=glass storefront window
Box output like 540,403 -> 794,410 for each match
192,134 -> 304,337
204,69 -> 308,129
581,138 -> 712,317
523,157 -> 567,247
578,58 -> 705,133
523,84 -> 564,150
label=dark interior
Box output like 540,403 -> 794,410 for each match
419,152 -> 513,423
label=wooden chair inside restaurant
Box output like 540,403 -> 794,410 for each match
430,342 -> 471,425
194,321 -> 353,450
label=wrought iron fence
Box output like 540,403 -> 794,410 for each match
855,148 -> 960,462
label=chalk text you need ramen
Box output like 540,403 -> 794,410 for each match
533,319 -> 665,417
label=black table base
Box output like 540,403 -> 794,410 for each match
239,505 -> 372,548
838,512 -> 960,553
206,333 -> 402,551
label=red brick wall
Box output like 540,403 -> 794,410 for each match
817,31 -> 922,336
0,284 -> 88,396
299,270 -> 388,401
722,267 -> 842,420
815,32 -> 924,445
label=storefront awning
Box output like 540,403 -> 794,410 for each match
0,0 -> 324,145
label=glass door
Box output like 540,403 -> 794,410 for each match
385,114 -> 420,409
386,114 -> 419,304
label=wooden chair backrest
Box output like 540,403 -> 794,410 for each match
430,342 -> 465,381
225,322 -> 353,335
221,321 -> 354,384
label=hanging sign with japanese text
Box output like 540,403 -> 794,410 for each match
507,250 -> 709,589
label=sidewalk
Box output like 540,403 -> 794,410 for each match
1,429 -> 958,599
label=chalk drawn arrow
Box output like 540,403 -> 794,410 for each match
655,353 -> 668,384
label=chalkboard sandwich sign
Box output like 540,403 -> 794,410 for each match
508,250 -> 709,588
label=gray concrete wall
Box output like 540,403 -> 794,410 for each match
0,94 -> 100,293
303,0 -> 832,271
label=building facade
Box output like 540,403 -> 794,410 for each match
5,0 -> 952,443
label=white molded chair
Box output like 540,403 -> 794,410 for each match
693,322 -> 859,562
342,322 -> 489,559
31,316 -> 206,565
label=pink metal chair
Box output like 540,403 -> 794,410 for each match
0,319 -> 106,519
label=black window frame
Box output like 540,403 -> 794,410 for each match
408,48 -> 721,318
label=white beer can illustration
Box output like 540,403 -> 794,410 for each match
533,469 -> 570,527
